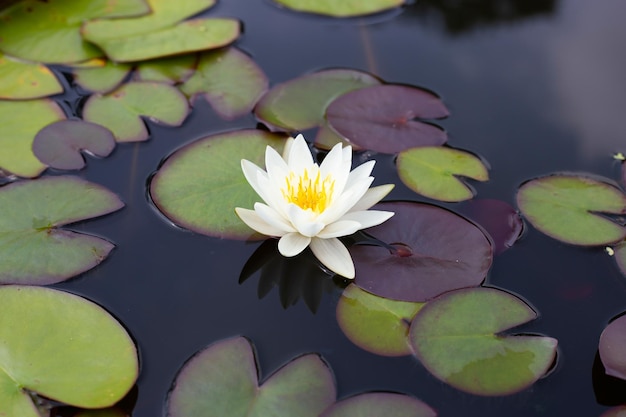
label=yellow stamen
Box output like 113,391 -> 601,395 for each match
282,168 -> 335,213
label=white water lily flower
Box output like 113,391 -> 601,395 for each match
235,134 -> 394,279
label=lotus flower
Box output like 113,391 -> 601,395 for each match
235,134 -> 394,279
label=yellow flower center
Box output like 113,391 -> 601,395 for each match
283,168 -> 335,213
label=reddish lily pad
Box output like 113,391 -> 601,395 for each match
320,393 -> 436,417
167,336 -> 336,417
32,120 -> 116,170
0,176 -> 124,284
517,174 -> 626,246
73,61 -> 132,93
599,314 -> 626,381
181,48 -> 268,120
255,68 -> 381,131
272,0 -> 405,17
458,199 -> 523,255
351,202 -> 492,302
410,287 -> 558,396
82,81 -> 189,142
326,84 -> 449,154
336,284 -> 424,356
0,52 -> 63,99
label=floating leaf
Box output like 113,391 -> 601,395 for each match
181,48 -> 268,120
615,241 -> 626,277
150,129 -> 287,239
517,174 -> 626,246
397,146 -> 488,202
314,122 -> 360,151
0,98 -> 65,177
167,336 -> 335,417
255,68 -> 381,131
272,0 -> 404,17
73,61 -> 132,93
319,393 -> 436,417
351,202 -> 492,302
336,284 -> 424,356
326,84 -> 449,154
409,287 -> 558,396
32,120 -> 116,170
0,176 -> 124,284
0,52 -> 63,99
82,81 -> 189,142
599,314 -> 626,381
136,54 -> 197,84
0,286 -> 138,414
0,0 -> 149,63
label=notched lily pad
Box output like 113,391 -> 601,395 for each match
320,392 -> 436,417
409,287 -> 558,396
0,52 -> 63,99
167,336 -> 336,417
336,284 -> 424,356
0,286 -> 138,414
272,0 -> 405,17
351,201 -> 493,302
517,174 -> 626,246
599,314 -> 626,381
326,84 -> 449,154
0,176 -> 124,284
397,146 -> 488,202
32,120 -> 116,170
82,81 -> 189,142
150,129 -> 287,239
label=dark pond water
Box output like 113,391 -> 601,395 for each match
45,0 -> 626,415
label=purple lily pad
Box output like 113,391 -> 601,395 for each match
600,314 -> 626,381
325,84 -> 449,154
457,199 -> 523,255
32,120 -> 116,170
351,201 -> 492,302
320,392 -> 437,417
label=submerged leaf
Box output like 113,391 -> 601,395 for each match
0,52 -> 63,99
272,0 -> 404,17
599,314 -> 626,381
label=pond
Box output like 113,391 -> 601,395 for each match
1,0 -> 626,416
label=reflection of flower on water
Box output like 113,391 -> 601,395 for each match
235,134 -> 394,279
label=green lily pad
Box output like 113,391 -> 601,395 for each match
73,60 -> 132,93
0,176 -> 124,284
319,393 -> 436,417
271,0 -> 405,17
82,81 -> 189,142
0,98 -> 65,177
136,54 -> 198,84
599,314 -> 626,380
516,174 -> 626,246
0,286 -> 138,413
151,129 -> 287,239
615,241 -> 626,277
397,147 -> 489,202
409,287 -> 558,396
0,0 -> 150,63
181,48 -> 268,120
313,122 -> 361,151
167,336 -> 336,417
336,284 -> 424,356
254,68 -> 381,131
0,52 -> 63,99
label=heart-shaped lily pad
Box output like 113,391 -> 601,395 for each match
0,52 -> 63,99
167,336 -> 336,417
135,54 -> 197,84
326,84 -> 449,154
599,314 -> 626,381
0,176 -> 124,284
254,68 -> 381,131
409,287 -> 558,396
0,98 -> 66,177
32,120 -> 116,170
150,129 -> 287,239
0,0 -> 149,63
0,285 -> 138,414
73,61 -> 132,93
271,0 -> 405,17
336,284 -> 424,356
397,146 -> 489,202
181,48 -> 268,120
516,174 -> 626,246
82,81 -> 189,142
319,393 -> 436,417
351,202 -> 493,302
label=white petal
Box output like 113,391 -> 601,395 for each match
318,176 -> 374,224
317,220 -> 361,239
349,184 -> 395,212
287,134 -> 314,170
287,204 -> 325,237
320,143 -> 351,197
265,144 -> 289,183
345,160 -> 375,189
310,237 -> 355,279
339,210 -> 394,229
282,136 -> 295,161
241,159 -> 269,201
235,208 -> 287,237
278,232 -> 311,257
253,202 -> 295,233
255,173 -> 289,218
